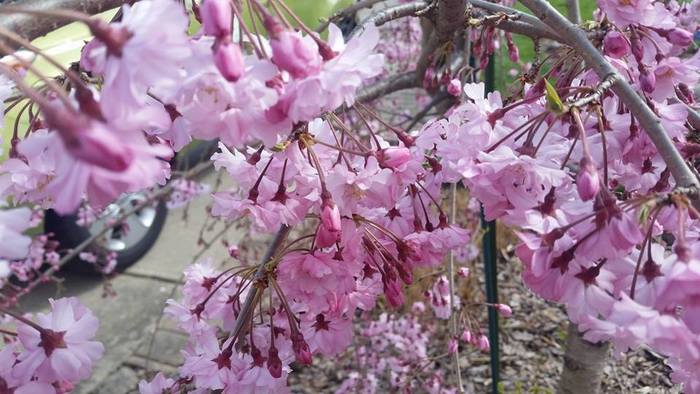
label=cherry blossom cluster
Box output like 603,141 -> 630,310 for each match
0,0 -> 697,391
414,0 -> 700,384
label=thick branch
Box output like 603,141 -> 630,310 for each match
316,0 -> 385,32
0,0 -> 124,48
520,0 -> 700,192
468,0 -> 555,37
348,1 -> 427,40
436,0 -> 467,41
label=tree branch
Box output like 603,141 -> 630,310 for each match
316,0 -> 385,32
0,0 -> 124,48
228,225 -> 291,343
348,1 -> 428,40
519,0 -> 700,194
355,71 -> 419,104
566,0 -> 581,24
436,0 -> 467,42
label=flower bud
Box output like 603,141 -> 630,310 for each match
447,79 -> 462,97
201,0 -> 232,38
377,147 -> 411,170
43,104 -> 133,172
477,335 -> 490,352
448,338 -> 458,354
269,29 -> 323,79
267,345 -> 283,378
603,31 -> 630,59
384,279 -> 404,307
496,303 -> 513,317
213,37 -> 245,82
639,67 -> 656,93
87,20 -> 132,57
576,157 -> 600,201
461,330 -> 473,343
505,32 -> 519,62
315,223 -> 340,248
320,200 -> 341,233
291,332 -> 312,365
664,28 -> 694,47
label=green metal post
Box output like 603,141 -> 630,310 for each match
483,53 -> 500,394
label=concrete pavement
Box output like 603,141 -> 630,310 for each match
20,170 -> 245,394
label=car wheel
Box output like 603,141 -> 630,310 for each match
45,192 -> 168,274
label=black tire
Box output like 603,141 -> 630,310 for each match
45,200 -> 168,275
173,139 -> 219,171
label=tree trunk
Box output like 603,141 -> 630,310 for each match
558,322 -> 610,394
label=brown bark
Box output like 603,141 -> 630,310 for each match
558,322 -> 610,394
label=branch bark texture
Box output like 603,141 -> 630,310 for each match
558,323 -> 610,394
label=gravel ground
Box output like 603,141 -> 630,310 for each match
286,244 -> 681,394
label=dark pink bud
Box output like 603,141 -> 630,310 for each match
576,157 -> 600,201
630,36 -> 644,61
505,32 -> 519,62
377,147 -> 411,170
270,30 -> 322,79
496,304 -> 512,317
291,332 -> 312,365
447,79 -> 462,97
384,279 -> 404,307
461,330 -> 473,343
477,335 -> 490,352
201,0 -> 232,38
267,345 -> 283,378
87,20 -> 132,57
315,223 -> 340,248
213,38 -> 245,82
320,197 -> 341,233
603,31 -> 630,59
639,67 -> 656,93
448,338 -> 458,354
43,104 -> 133,171
664,28 -> 694,47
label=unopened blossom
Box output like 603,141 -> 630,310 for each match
603,31 -> 630,59
447,79 -> 462,96
200,0 -> 232,38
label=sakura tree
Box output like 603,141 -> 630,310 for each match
0,0 -> 698,392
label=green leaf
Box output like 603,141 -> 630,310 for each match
544,78 -> 565,114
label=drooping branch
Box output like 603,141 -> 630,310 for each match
519,0 -> 700,194
0,0 -> 124,48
